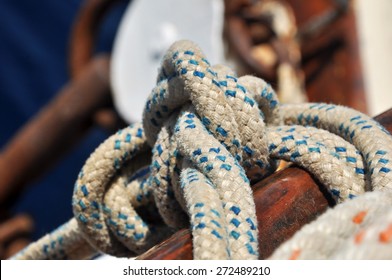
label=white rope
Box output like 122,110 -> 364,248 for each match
11,40 -> 392,260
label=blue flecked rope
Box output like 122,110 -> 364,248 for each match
11,40 -> 392,260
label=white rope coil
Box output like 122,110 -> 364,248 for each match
11,40 -> 392,260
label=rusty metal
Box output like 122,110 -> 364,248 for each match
286,0 -> 367,112
69,0 -> 128,140
138,107 -> 392,260
0,213 -> 34,259
0,56 -> 112,208
224,0 -> 367,112
297,0 -> 349,40
69,0 -> 123,79
225,0 -> 303,81
0,0 -> 129,209
3,238 -> 31,259
0,214 -> 33,242
225,16 -> 275,81
0,0 -> 128,256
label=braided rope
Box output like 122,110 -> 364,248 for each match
11,40 -> 392,260
262,0 -> 307,104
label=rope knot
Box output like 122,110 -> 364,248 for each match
67,40 -> 392,260
140,40 -> 286,259
143,40 -> 282,183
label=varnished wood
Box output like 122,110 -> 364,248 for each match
253,167 -> 333,258
374,108 -> 392,133
138,167 -> 329,260
138,229 -> 193,260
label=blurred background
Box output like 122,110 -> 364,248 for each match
0,0 -> 391,259
0,0 -> 128,257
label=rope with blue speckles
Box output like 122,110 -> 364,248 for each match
11,40 -> 392,260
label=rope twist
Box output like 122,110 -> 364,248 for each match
12,40 -> 392,260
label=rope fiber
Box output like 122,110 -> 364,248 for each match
12,40 -> 392,260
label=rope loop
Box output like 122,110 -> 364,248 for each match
12,40 -> 392,260
141,40 -> 284,259
143,40 -> 280,182
72,123 -> 161,256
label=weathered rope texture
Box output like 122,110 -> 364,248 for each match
11,40 -> 392,260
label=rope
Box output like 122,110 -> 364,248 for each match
260,0 -> 307,104
11,40 -> 392,260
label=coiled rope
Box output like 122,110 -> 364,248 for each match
12,40 -> 392,260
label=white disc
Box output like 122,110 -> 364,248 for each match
111,0 -> 225,123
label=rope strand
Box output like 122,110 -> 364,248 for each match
11,40 -> 392,260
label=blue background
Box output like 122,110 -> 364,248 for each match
0,0 -> 128,240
